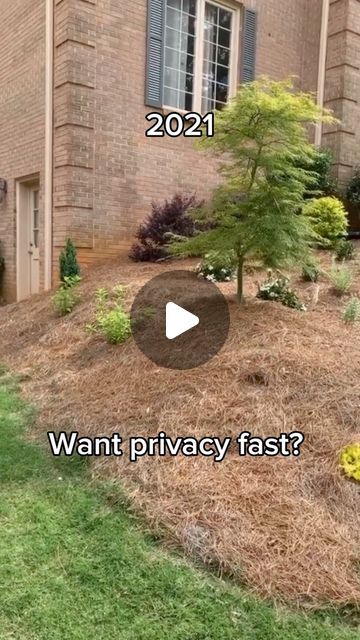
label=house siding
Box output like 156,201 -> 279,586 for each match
0,0 -> 45,301
0,0 -> 341,302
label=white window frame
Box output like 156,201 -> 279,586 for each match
163,0 -> 241,114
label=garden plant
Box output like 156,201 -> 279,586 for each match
170,78 -> 335,302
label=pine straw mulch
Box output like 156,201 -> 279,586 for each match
0,254 -> 360,608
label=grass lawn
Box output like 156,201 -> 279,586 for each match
0,371 -> 358,640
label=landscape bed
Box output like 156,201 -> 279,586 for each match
0,251 -> 360,609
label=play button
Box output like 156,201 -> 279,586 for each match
131,270 -> 230,370
166,302 -> 199,340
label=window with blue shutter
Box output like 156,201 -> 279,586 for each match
145,1 -> 256,111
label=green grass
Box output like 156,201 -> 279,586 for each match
0,371 -> 358,640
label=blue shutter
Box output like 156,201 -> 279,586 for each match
241,9 -> 257,83
145,0 -> 165,107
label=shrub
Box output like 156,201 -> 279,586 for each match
96,307 -> 131,344
129,194 -> 203,262
343,297 -> 360,324
257,272 -> 306,311
302,258 -> 321,282
52,276 -> 81,316
340,443 -> 360,482
303,197 -> 348,247
335,238 -> 354,261
87,284 -> 131,344
346,166 -> 360,205
296,148 -> 337,198
328,263 -> 352,296
59,239 -> 80,282
196,251 -> 236,283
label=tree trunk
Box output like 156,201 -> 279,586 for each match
237,257 -> 244,304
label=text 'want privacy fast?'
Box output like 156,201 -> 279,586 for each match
47,431 -> 305,462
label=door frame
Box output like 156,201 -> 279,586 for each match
16,175 -> 40,301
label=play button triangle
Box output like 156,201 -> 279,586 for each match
166,302 -> 200,340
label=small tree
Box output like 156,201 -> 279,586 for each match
170,78 -> 335,302
59,238 -> 80,283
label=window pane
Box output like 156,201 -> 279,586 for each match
202,3 -> 233,111
33,210 -> 39,229
165,0 -> 196,109
167,7 -> 181,30
182,0 -> 196,16
218,27 -> 231,49
182,13 -> 195,36
217,45 -> 230,67
219,8 -> 231,29
180,51 -> 194,74
216,64 -> 229,85
165,27 -> 180,49
165,47 -> 180,69
33,190 -> 39,209
164,87 -> 179,108
33,230 -> 39,249
165,67 -> 180,89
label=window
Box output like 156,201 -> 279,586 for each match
163,0 -> 239,112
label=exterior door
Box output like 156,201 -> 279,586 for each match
17,179 -> 40,300
29,187 -> 40,295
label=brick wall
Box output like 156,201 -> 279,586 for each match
53,0 -> 323,269
0,0 -> 45,301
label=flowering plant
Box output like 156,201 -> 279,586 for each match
196,251 -> 236,283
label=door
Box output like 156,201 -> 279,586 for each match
29,187 -> 40,295
17,179 -> 40,300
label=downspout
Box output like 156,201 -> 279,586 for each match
44,0 -> 54,290
315,0 -> 330,147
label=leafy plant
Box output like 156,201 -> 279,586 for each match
59,239 -> 80,283
257,272 -> 306,311
169,78 -> 334,302
302,258 -> 321,282
328,263 -> 353,296
340,443 -> 360,482
129,194 -> 203,262
87,284 -> 131,344
335,238 -> 354,262
343,297 -> 360,324
303,197 -> 348,247
346,166 -> 360,205
52,278 -> 81,316
296,148 -> 337,198
196,251 -> 236,282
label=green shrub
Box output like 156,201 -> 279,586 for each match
303,197 -> 348,247
87,284 -> 131,345
257,272 -> 306,311
296,148 -> 337,198
302,258 -> 321,282
196,251 -> 236,283
346,166 -> 360,205
343,297 -> 360,324
335,238 -> 354,261
59,239 -> 81,283
96,307 -> 131,344
328,264 -> 352,296
52,279 -> 81,316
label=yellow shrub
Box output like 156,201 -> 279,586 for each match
340,443 -> 360,482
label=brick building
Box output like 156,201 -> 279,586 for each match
0,0 -> 355,301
